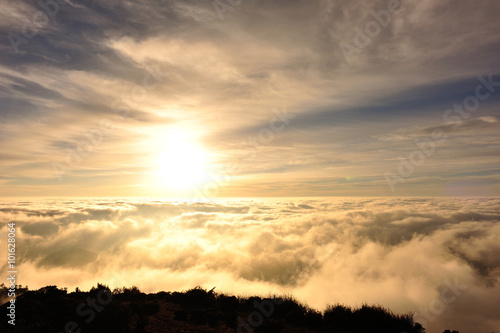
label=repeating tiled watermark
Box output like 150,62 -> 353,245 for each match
237,297 -> 284,333
212,0 -> 244,21
413,277 -> 468,329
236,262 -> 313,333
385,74 -> 500,192
192,107 -> 295,202
52,66 -> 165,182
339,0 -> 407,64
58,273 -> 130,333
7,0 -> 71,54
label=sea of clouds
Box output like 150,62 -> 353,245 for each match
1,197 -> 499,333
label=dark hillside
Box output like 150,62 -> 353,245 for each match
1,284 -> 425,333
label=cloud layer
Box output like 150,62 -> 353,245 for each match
1,197 -> 499,332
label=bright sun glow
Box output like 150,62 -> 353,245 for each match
154,131 -> 210,192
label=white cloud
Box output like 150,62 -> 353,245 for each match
1,197 -> 500,332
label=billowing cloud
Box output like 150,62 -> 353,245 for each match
1,197 -> 499,332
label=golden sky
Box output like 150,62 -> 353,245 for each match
1,0 -> 500,197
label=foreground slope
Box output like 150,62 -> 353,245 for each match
1,284 -> 424,333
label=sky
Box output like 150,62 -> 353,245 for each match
2,3 -> 500,332
1,0 -> 500,198
1,197 -> 499,333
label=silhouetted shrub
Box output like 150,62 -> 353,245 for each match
259,320 -> 286,332
37,285 -> 67,296
324,303 -> 353,328
174,309 -> 188,321
218,294 -> 239,312
89,283 -> 111,298
131,301 -> 160,315
303,309 -> 322,328
0,284 -> 425,333
178,286 -> 216,309
190,309 -> 207,325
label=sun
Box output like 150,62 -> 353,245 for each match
153,132 -> 210,192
